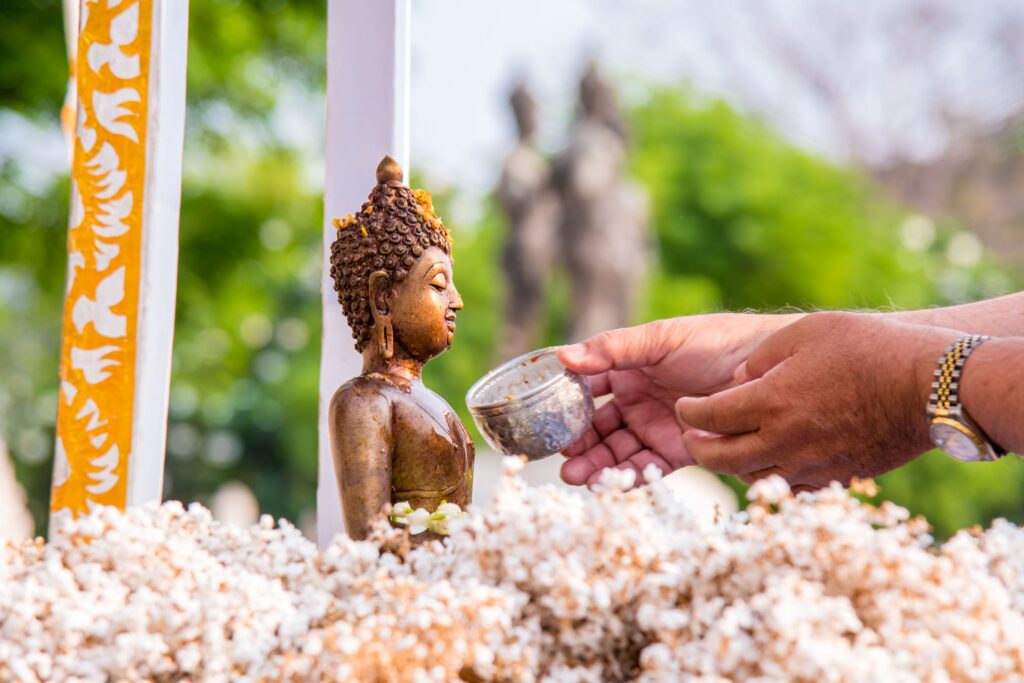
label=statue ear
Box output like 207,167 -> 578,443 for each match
368,271 -> 392,320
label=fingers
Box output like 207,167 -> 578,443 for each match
675,382 -> 764,435
737,456 -> 824,486
738,471 -> 821,495
561,448 -> 611,485
562,429 -> 598,459
743,324 -> 802,380
683,430 -> 767,476
589,372 -> 611,398
560,401 -> 623,458
592,399 -> 626,436
563,418 -> 690,487
738,466 -> 786,485
561,425 -> 641,486
733,360 -> 751,385
558,320 -> 676,376
584,450 -> 674,488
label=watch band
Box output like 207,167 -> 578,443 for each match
927,335 -> 988,419
927,334 -> 1006,457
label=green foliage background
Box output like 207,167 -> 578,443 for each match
1,2 -> 1020,538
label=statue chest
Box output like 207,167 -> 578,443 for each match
389,394 -> 474,510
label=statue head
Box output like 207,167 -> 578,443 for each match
509,81 -> 538,142
330,156 -> 461,365
578,61 -> 627,141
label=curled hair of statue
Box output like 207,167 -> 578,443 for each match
329,156 -> 452,352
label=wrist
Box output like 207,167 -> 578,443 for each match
771,312 -> 808,329
878,307 -> 946,329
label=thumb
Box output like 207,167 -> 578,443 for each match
743,324 -> 802,380
558,320 -> 678,376
733,360 -> 752,385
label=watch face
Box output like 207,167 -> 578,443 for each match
930,421 -> 981,462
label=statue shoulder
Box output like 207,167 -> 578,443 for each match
329,375 -> 395,422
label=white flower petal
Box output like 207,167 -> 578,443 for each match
435,502 -> 463,518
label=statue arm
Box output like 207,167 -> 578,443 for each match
328,385 -> 393,540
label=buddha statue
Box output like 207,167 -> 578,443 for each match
328,156 -> 475,540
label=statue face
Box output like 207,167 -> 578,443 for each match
389,246 -> 462,363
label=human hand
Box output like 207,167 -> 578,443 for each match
557,312 -> 802,487
676,312 -> 956,491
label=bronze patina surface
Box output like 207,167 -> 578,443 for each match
328,156 -> 475,540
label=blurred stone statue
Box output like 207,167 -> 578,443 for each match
496,82 -> 560,360
554,63 -> 650,341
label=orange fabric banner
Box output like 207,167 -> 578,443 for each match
52,0 -> 154,515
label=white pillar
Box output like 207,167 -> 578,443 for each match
128,0 -> 189,506
318,0 -> 412,546
51,0 -> 189,519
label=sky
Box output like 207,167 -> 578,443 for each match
4,0 -> 1023,210
409,0 -> 597,194
408,0 -> 1024,204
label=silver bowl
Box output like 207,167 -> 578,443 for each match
466,348 -> 594,461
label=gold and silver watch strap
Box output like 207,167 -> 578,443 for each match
927,334 -> 1006,458
927,335 -> 989,419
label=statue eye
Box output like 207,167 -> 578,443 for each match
430,273 -> 447,290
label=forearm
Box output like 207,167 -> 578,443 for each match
887,292 -> 1024,336
957,337 -> 1024,455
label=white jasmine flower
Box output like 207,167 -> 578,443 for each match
435,502 -> 463,518
405,507 -> 431,535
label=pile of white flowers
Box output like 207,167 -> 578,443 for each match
2,459 -> 1023,682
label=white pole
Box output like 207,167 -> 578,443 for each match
318,0 -> 412,546
128,0 -> 189,506
51,0 -> 189,518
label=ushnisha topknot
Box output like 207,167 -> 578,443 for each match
375,154 -> 404,184
329,156 -> 452,352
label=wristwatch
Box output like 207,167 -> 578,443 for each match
927,334 -> 1005,462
